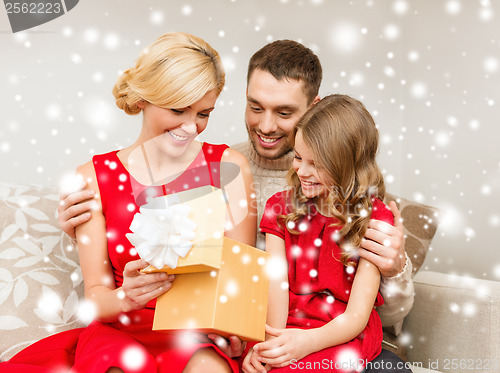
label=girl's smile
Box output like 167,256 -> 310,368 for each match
292,130 -> 330,201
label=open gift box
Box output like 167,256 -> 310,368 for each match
126,185 -> 226,274
153,237 -> 270,342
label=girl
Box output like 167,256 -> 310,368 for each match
2,32 -> 255,373
243,94 -> 393,373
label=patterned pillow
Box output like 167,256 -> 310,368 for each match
384,193 -> 441,276
0,182 -> 85,361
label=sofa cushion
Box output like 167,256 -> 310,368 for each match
406,271 -> 500,373
384,193 -> 440,276
0,182 -> 85,361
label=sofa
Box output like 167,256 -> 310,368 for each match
1,181 -> 499,372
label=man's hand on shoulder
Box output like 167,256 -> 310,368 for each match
58,179 -> 95,239
358,201 -> 406,278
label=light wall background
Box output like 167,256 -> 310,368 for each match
1,0 -> 499,281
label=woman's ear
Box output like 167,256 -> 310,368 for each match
137,100 -> 146,109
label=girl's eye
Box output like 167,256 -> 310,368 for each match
171,109 -> 184,114
293,154 -> 301,160
198,113 -> 210,118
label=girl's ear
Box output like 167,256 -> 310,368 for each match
137,100 -> 146,109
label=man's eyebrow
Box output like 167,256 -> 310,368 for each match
247,96 -> 260,105
275,105 -> 298,111
247,97 -> 298,111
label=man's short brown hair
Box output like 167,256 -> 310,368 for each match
247,40 -> 322,105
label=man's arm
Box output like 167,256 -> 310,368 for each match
377,253 -> 414,332
358,201 -> 415,330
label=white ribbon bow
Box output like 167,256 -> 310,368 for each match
126,198 -> 197,270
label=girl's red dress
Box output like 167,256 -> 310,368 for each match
0,143 -> 240,373
259,190 -> 393,372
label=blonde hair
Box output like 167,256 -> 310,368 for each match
113,32 -> 225,115
285,94 -> 386,265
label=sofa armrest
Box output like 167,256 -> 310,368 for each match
404,271 -> 500,373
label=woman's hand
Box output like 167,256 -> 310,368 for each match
251,325 -> 316,369
120,259 -> 175,312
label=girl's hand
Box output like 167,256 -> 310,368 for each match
121,259 -> 175,312
252,325 -> 316,368
242,347 -> 270,373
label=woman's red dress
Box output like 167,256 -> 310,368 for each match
1,143 -> 240,373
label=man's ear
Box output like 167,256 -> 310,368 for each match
311,95 -> 321,106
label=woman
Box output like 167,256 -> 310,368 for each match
2,32 -> 256,373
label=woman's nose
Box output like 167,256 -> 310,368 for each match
180,122 -> 197,134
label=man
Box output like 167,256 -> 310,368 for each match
59,40 -> 413,372
233,39 -> 413,325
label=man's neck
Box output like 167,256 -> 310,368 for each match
245,140 -> 294,171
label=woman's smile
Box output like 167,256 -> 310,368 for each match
167,130 -> 191,143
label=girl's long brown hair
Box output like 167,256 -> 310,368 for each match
285,94 -> 386,265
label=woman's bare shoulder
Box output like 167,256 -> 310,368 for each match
75,160 -> 99,194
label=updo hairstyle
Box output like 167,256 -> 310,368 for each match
112,32 -> 225,115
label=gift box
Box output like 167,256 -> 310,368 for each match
126,185 -> 226,274
153,237 -> 270,342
